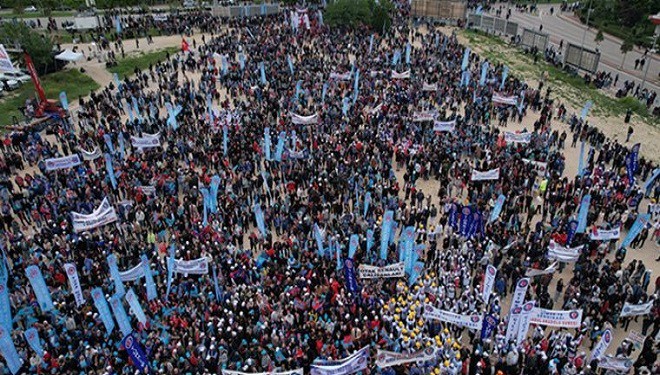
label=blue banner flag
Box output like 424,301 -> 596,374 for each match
342,96 -> 350,116
259,62 -> 267,84
107,254 -> 126,297
409,261 -> 424,286
261,3 -> 266,15
322,82 -> 329,103
644,168 -> 660,194
287,55 -> 295,75
264,127 -> 272,161
221,54 -> 228,75
212,266 -> 221,303
165,245 -> 175,301
380,211 -> 394,260
369,35 -> 374,55
335,239 -> 342,270
25,265 -> 53,312
275,131 -> 286,161
481,314 -> 499,339
59,91 -> 69,111
209,175 -> 221,214
238,53 -> 245,70
353,69 -> 360,103
24,327 -> 44,357
121,333 -> 149,373
125,288 -> 147,326
110,294 -> 132,337
200,187 -> 210,226
448,203 -> 460,229
131,96 -> 141,121
253,203 -> 267,237
366,229 -> 374,256
620,214 -> 650,249
104,153 -> 117,189
141,255 -> 157,301
576,194 -> 591,233
460,206 -> 474,237
461,47 -> 471,70
0,327 -> 22,374
314,224 -> 325,256
0,259 -> 11,332
115,15 -> 122,34
343,259 -> 359,294
626,143 -> 640,185
479,61 -> 489,86
490,194 -> 506,223
118,134 -> 125,160
580,100 -> 593,120
500,66 -> 509,90
363,192 -> 371,217
113,72 -> 121,91
348,234 -> 359,259
578,141 -> 586,176
223,126 -> 229,156
392,49 -> 401,66
405,42 -> 411,64
566,220 -> 579,245
91,288 -> 115,334
318,10 -> 324,26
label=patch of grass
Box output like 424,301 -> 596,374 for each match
108,47 -> 178,79
0,11 -> 77,19
0,69 -> 99,126
461,29 -> 658,125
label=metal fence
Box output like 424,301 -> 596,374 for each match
467,13 -> 518,37
564,43 -> 601,74
520,28 -> 549,51
211,3 -> 280,18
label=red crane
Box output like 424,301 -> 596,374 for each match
23,52 -> 66,119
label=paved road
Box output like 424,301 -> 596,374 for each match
491,3 -> 659,93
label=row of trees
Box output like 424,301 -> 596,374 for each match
324,0 -> 394,31
579,0 -> 659,48
0,22 -> 55,75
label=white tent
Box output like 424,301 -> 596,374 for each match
55,49 -> 84,62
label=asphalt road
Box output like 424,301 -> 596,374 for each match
493,3 -> 659,93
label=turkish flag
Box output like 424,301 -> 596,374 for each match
181,38 -> 189,52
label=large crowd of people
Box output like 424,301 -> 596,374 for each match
0,1 -> 659,374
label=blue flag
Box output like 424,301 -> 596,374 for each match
578,141 -> 586,176
287,55 -> 295,75
644,168 -> 660,194
392,49 -> 401,66
322,82 -> 329,103
405,42 -> 411,64
0,327 -> 22,374
113,72 -> 122,91
59,91 -> 69,111
460,206 -> 474,237
348,234 -> 359,259
353,69 -> 360,103
238,53 -> 245,70
314,224 -> 325,256
576,194 -> 591,233
253,203 -> 267,237
110,294 -> 132,336
481,314 -> 499,339
275,131 -> 286,161
335,239 -> 342,270
223,126 -> 229,156
25,265 -> 54,312
212,266 -> 221,303
24,327 -> 44,357
104,153 -> 117,189
121,333 -> 149,373
107,254 -> 126,297
264,127 -> 272,161
0,260 -> 11,332
490,194 -> 506,223
479,61 -> 489,86
92,288 -> 115,334
620,214 -> 650,249
342,96 -> 350,116
343,259 -> 359,294
115,15 -> 122,34
500,66 -> 509,90
461,47 -> 471,70
363,192 -> 371,217
369,35 -> 374,55
125,288 -> 147,326
209,175 -> 221,214
221,55 -> 228,75
165,245 -> 175,301
626,143 -> 640,185
409,261 -> 424,286
141,255 -> 157,301
380,211 -> 394,260
259,62 -> 267,84
118,134 -> 125,161
366,229 -> 374,257
318,10 -> 324,26
200,187 -> 210,226
580,100 -> 593,120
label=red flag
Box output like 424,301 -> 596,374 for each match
181,38 -> 189,52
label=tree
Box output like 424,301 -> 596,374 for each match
0,22 -> 54,75
324,0 -> 393,31
594,30 -> 604,45
620,38 -> 634,68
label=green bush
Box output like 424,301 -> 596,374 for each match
0,22 -> 54,75
324,0 -> 394,31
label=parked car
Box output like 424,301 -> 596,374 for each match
0,79 -> 20,91
24,5 -> 37,12
0,71 -> 31,84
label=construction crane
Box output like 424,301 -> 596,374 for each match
23,52 -> 66,119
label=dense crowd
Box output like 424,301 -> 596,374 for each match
0,2 -> 659,375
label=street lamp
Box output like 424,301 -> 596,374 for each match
577,0 -> 594,71
641,13 -> 660,90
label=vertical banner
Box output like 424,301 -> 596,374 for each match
589,328 -> 613,362
322,82 -> 328,103
287,55 -> 295,75
578,141 -> 585,176
480,314 -> 499,340
141,255 -> 157,301
580,100 -> 593,120
626,143 -> 640,185
566,219 -> 579,246
366,229 -> 374,257
489,194 -> 506,223
353,69 -> 360,103
511,278 -> 530,312
500,65 -> 509,90
104,153 -> 117,189
0,259 -> 11,332
348,234 -> 359,259
264,127 -> 272,161
63,263 -> 84,307
405,42 -> 411,65
479,61 -> 489,86
59,91 -> 69,111
643,168 -> 660,193
238,53 -> 245,70
25,265 -> 54,312
314,224 -> 325,256
24,327 -> 44,357
110,294 -> 132,337
200,187 -> 209,226
363,192 -> 371,218
505,306 -> 522,342
92,288 -> 115,335
253,203 -> 267,238
343,259 -> 359,294
223,125 -> 229,156
620,214 -> 650,249
165,245 -> 175,301
380,211 -> 394,260
335,239 -> 342,271
121,333 -> 149,373
0,327 -> 22,374
259,62 -> 267,84
275,131 -> 287,161
369,35 -> 374,55
516,301 -> 536,346
125,288 -> 147,326
460,206 -> 473,237
212,266 -> 221,303
576,194 -> 591,233
107,254 -> 126,297
461,47 -> 471,70
482,265 -> 497,302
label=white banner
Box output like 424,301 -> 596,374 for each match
516,301 -> 536,346
222,370 -> 304,375
422,83 -> 437,91
471,168 -> 500,181
136,186 -> 156,195
504,132 -> 532,144
423,304 -> 483,330
511,278 -> 530,312
291,113 -> 319,125
590,328 -> 613,362
522,158 -> 548,176
525,262 -> 558,277
329,72 -> 352,81
391,70 -> 410,79
119,262 -> 145,282
619,301 -> 654,317
44,154 -> 81,171
589,227 -> 621,241
170,257 -> 209,275
530,308 -> 583,328
433,120 -> 456,132
369,70 -> 385,78
71,198 -> 118,233
0,45 -> 16,72
375,348 -> 435,368
505,305 -> 522,342
412,111 -> 436,122
310,346 -> 369,375
358,262 -> 405,279
482,265 -> 497,302
596,356 -> 633,372
131,135 -> 161,149
63,263 -> 84,307
547,240 -> 583,262
80,147 -> 102,161
492,93 -> 517,106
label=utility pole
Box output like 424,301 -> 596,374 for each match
577,0 -> 594,72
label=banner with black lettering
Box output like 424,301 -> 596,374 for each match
596,356 -> 633,372
358,262 -> 405,279
471,168 -> 500,181
529,308 -> 583,328
375,348 -> 435,368
391,70 -> 410,79
80,147 -> 102,161
222,370 -> 304,375
71,198 -> 118,233
504,132 -> 532,144
63,263 -> 84,307
522,158 -> 548,176
44,154 -> 81,171
291,113 -> 319,125
492,93 -> 517,106
547,240 -> 583,262
423,304 -> 483,330
310,346 -> 369,375
433,120 -> 456,132
412,111 -> 436,122
589,227 -> 621,241
131,134 -> 160,149
525,262 -> 558,277
169,257 -> 209,275
619,301 -> 654,317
